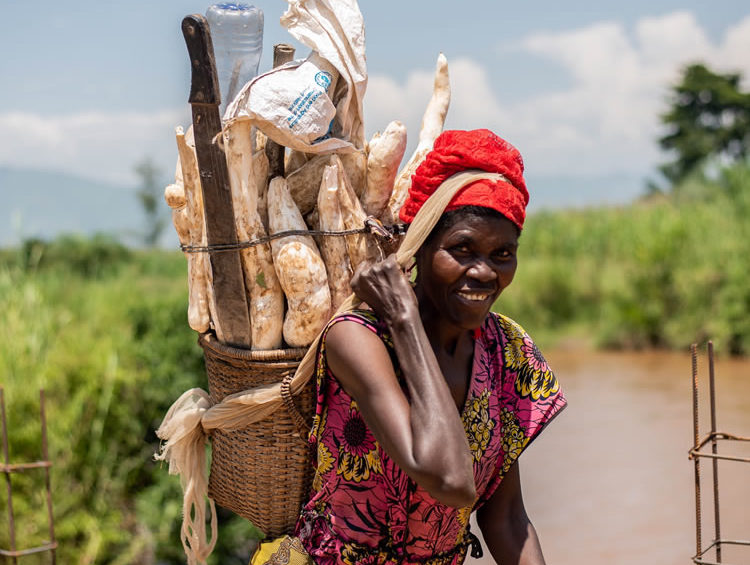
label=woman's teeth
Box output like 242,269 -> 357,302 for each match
457,291 -> 492,302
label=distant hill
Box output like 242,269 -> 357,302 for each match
525,172 -> 647,212
1,166 -> 645,249
1,167 -> 178,248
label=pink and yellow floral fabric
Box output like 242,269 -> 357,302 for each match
295,310 -> 565,565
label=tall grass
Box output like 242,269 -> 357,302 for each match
0,239 -> 258,564
496,163 -> 750,355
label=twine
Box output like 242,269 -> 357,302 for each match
180,219 -> 407,254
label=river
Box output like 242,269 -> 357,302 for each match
467,347 -> 750,565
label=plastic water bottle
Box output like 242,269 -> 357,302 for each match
205,3 -> 264,113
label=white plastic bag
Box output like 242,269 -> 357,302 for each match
224,0 -> 367,154
226,52 -> 339,147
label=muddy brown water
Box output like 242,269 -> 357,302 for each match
467,348 -> 750,565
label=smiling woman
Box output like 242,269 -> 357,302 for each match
414,207 -> 519,332
247,129 -> 567,565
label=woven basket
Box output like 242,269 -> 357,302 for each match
199,332 -> 315,538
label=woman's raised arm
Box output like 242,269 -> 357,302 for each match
325,255 -> 475,508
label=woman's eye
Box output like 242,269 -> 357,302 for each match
449,244 -> 471,254
493,249 -> 514,260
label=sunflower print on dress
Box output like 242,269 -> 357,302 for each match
461,389 -> 495,462
311,407 -> 332,492
312,441 -> 335,492
500,408 -> 529,474
339,542 -> 371,565
497,315 -> 560,400
333,401 -> 382,482
296,310 -> 566,565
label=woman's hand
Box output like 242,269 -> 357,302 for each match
350,254 -> 418,323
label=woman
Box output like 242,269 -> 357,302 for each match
283,129 -> 565,565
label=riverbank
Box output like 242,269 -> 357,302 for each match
470,346 -> 750,565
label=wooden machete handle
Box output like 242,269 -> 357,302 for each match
181,14 -> 251,348
182,14 -> 221,106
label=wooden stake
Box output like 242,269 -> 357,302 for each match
265,44 -> 296,178
182,14 -> 251,347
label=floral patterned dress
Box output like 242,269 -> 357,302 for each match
294,310 -> 566,565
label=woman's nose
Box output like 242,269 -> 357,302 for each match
466,259 -> 496,282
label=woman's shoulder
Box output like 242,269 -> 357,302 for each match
327,308 -> 383,334
324,308 -> 394,352
484,311 -> 534,343
333,307 -> 380,324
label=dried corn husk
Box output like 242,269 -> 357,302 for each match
164,182 -> 186,210
285,150 -> 311,174
363,120 -> 407,217
253,150 -> 271,232
267,177 -> 332,347
175,126 -> 214,336
223,120 -> 284,350
339,149 -> 367,198
255,128 -> 267,153
331,155 -> 368,270
285,153 -> 330,216
317,164 -> 353,310
304,208 -> 320,231
382,53 -> 450,224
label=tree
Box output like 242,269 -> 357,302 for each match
135,158 -> 168,247
659,63 -> 750,185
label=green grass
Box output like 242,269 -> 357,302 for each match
495,163 -> 750,356
0,241 -> 259,564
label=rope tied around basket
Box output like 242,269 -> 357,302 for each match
155,170 -> 508,565
179,216 -> 406,254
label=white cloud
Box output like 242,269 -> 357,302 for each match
635,11 -> 712,71
511,11 -> 750,176
364,56 -> 509,152
364,67 -> 435,142
719,16 -> 750,86
0,109 -> 189,185
4,11 -> 750,188
367,11 -> 750,180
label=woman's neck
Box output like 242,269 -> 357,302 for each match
419,305 -> 472,357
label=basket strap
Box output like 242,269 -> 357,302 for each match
280,373 -> 310,441
285,171 -> 508,399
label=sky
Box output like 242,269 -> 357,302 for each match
2,0 -> 750,195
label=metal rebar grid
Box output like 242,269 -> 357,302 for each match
689,342 -> 750,565
0,388 -> 57,563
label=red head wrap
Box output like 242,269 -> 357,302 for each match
399,129 -> 529,230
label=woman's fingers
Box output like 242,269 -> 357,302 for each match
351,254 -> 399,290
351,255 -> 415,318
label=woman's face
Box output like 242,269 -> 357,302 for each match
415,212 -> 519,331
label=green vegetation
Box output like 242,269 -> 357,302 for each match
5,160 -> 749,559
2,164 -> 748,563
496,161 -> 750,356
0,237 -> 260,564
657,63 -> 750,187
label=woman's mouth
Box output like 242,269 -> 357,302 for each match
456,290 -> 495,302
